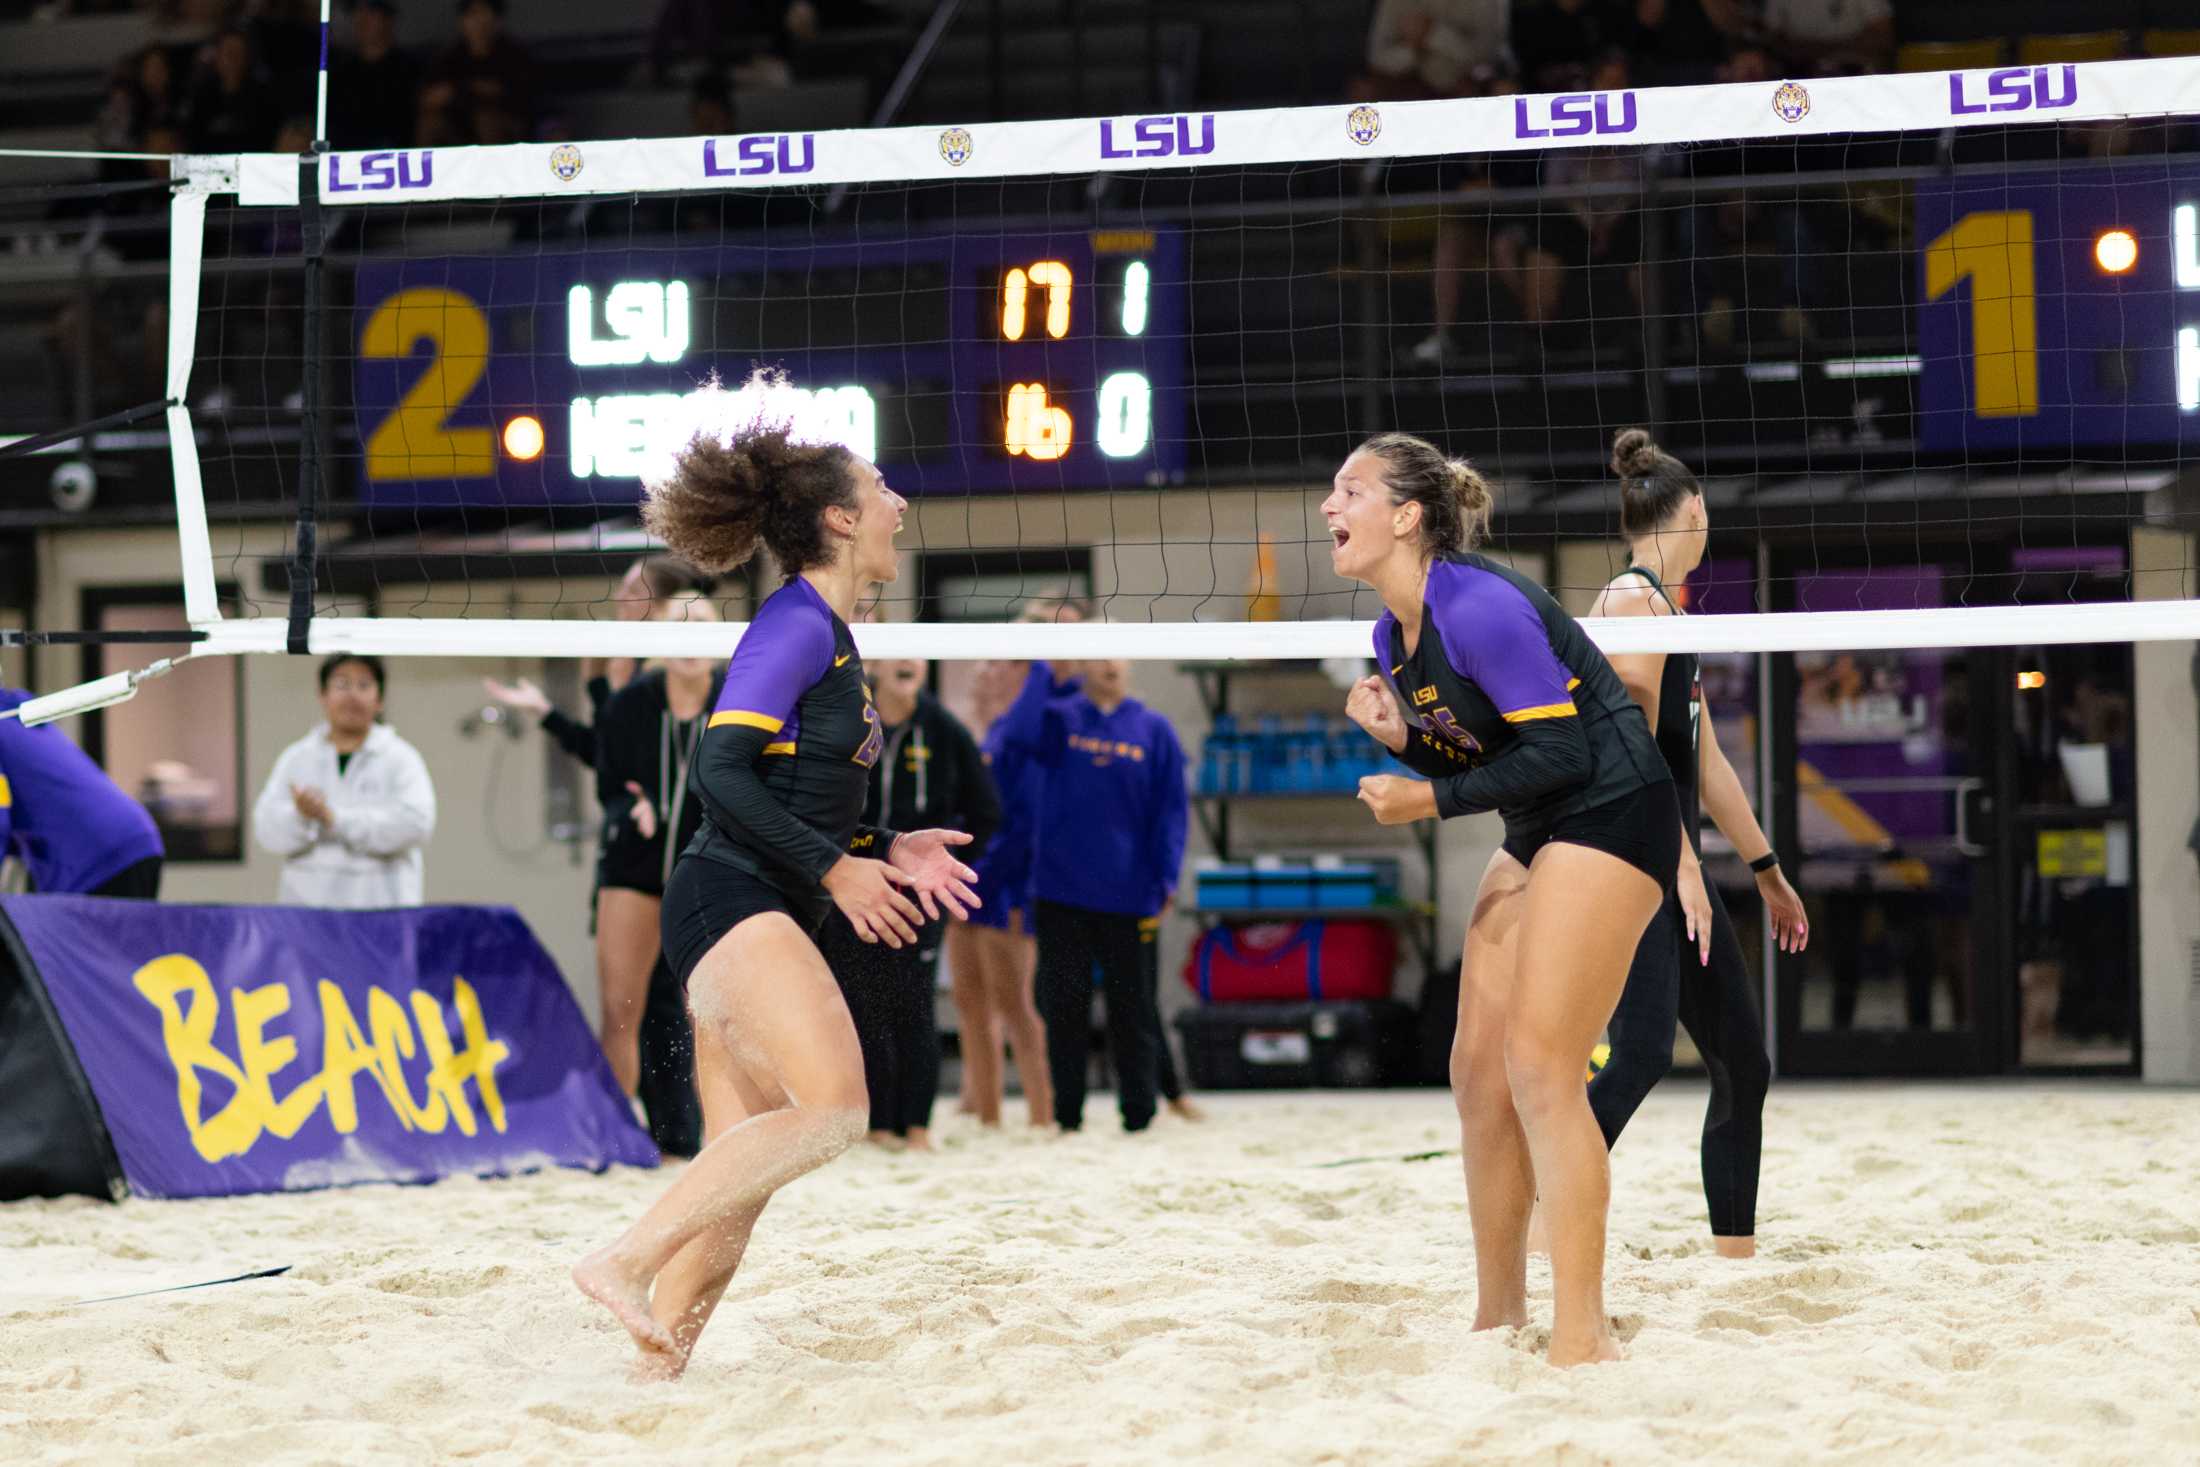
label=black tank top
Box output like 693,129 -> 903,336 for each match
1630,565 -> 1702,854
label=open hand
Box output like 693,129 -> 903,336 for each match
481,676 -> 551,719
887,829 -> 980,922
1677,861 -> 1713,967
823,856 -> 926,948
1758,864 -> 1810,953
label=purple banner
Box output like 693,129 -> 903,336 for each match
0,897 -> 655,1199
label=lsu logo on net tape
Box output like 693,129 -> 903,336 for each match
1771,81 -> 1811,124
1347,105 -> 1381,147
548,143 -> 585,182
938,127 -> 974,167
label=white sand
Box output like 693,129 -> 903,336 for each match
4,1084 -> 2197,1466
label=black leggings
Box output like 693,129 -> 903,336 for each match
1036,902 -> 1164,1131
1588,879 -> 1770,1237
636,955 -> 703,1158
821,914 -> 941,1137
88,856 -> 162,899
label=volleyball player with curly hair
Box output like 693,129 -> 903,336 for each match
573,383 -> 980,1380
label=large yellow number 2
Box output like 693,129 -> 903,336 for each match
1923,211 -> 2038,419
360,287 -> 494,481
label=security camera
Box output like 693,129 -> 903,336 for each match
49,460 -> 96,513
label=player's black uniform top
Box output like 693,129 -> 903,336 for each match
1627,563 -> 1703,853
1373,552 -> 1667,841
596,666 -> 725,895
684,576 -> 892,922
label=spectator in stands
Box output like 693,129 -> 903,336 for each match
1624,0 -> 1741,85
182,27 -> 282,154
419,0 -> 537,147
689,69 -> 735,137
330,0 -> 420,150
1759,0 -> 1891,76
0,687 -> 166,899
1353,0 -> 1510,101
1509,0 -> 1625,95
95,47 -> 182,165
253,655 -> 437,909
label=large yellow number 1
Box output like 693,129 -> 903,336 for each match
360,287 -> 495,481
1923,211 -> 2038,419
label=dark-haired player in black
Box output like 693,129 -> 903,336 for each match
574,385 -> 979,1381
822,650 -> 1000,1151
1331,431 -> 1676,1368
1586,428 -> 1808,1260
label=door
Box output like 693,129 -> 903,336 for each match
1768,565 -> 2008,1075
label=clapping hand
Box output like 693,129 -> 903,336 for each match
291,784 -> 332,825
886,829 -> 981,922
481,676 -> 552,719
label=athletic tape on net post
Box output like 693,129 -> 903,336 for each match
192,56 -> 2200,207
187,600 -> 2200,662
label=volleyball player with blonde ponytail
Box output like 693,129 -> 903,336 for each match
1328,432 -> 1676,1368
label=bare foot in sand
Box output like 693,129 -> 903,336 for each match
1524,1203 -> 1549,1259
1713,1236 -> 1756,1259
1166,1097 -> 1207,1122
1469,1308 -> 1530,1332
1547,1331 -> 1625,1368
865,1130 -> 900,1150
904,1128 -> 935,1152
573,1250 -> 676,1355
628,1340 -> 690,1384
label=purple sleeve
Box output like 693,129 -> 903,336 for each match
1430,570 -> 1578,724
709,591 -> 834,741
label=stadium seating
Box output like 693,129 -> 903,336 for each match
2018,32 -> 2130,63
1896,40 -> 2007,73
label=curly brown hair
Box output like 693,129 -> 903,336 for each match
641,379 -> 857,575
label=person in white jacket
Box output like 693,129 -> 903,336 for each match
252,654 -> 437,908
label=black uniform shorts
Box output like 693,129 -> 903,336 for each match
660,857 -> 824,990
1501,777 -> 1682,891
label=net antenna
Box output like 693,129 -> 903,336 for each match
147,56 -> 2200,667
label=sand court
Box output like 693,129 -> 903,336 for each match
4,1084 -> 2196,1465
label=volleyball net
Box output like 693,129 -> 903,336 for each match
17,53 -> 2200,722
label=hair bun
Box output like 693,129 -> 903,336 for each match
1447,458 -> 1491,514
1610,427 -> 1659,480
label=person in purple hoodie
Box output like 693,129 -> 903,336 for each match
0,688 -> 164,898
1001,651 -> 1191,1133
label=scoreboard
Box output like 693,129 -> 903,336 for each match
352,229 -> 1185,506
1916,159 -> 2200,454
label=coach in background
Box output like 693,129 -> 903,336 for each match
253,654 -> 437,908
0,687 -> 165,897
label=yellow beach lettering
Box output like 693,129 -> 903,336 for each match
130,954 -> 513,1162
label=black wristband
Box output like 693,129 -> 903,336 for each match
1749,851 -> 1780,874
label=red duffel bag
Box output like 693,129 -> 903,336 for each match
1182,920 -> 1397,1003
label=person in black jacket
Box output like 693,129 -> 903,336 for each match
480,554 -> 709,1154
820,653 -> 1000,1150
591,590 -> 724,1120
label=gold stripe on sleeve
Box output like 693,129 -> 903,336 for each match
1501,702 -> 1580,723
762,741 -> 797,755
